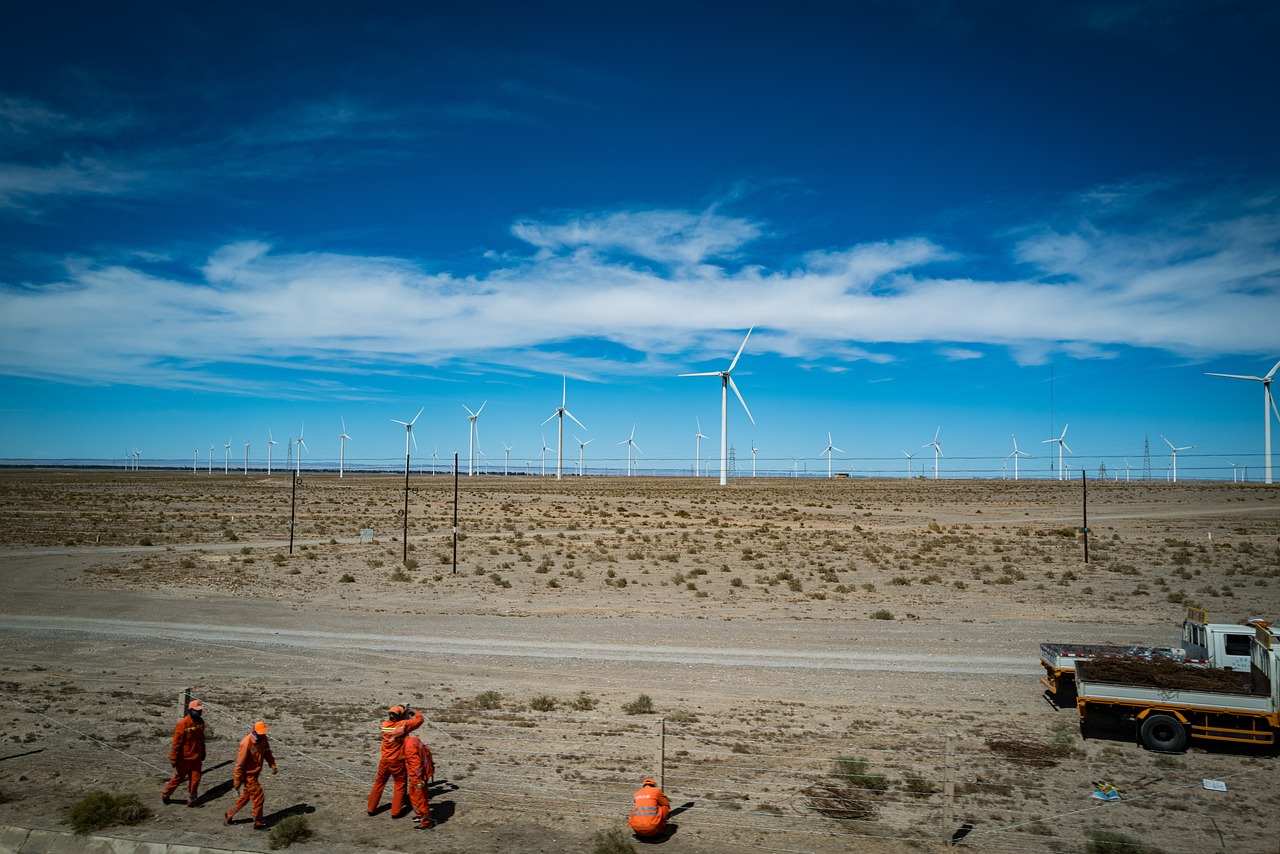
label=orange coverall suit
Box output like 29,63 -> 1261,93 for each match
404,734 -> 435,825
162,710 -> 205,803
366,709 -> 424,816
228,733 -> 275,823
629,782 -> 670,837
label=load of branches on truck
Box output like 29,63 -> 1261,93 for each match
1075,657 -> 1254,694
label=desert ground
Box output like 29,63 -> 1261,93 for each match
1,469 -> 1278,853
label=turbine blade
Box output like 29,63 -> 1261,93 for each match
410,431 -> 418,452
679,371 -> 721,378
1206,372 -> 1263,381
1267,358 -> 1280,380
726,326 -> 753,373
542,411 -> 558,426
476,400 -> 487,416
565,409 -> 585,430
729,377 -> 754,424
1061,441 -> 1072,454
632,442 -> 643,454
410,406 -> 425,426
462,404 -> 475,417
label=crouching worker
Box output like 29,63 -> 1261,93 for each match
405,733 -> 435,829
367,704 -> 424,818
162,699 -> 206,806
225,721 -> 277,829
628,777 -> 670,839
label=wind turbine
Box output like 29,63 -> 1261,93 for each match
541,378 -> 585,481
903,451 -> 915,478
390,406 -> 423,565
923,428 -> 943,479
432,446 -> 439,475
1124,459 -> 1133,482
821,433 -> 843,478
679,327 -> 756,486
1042,424 -> 1070,481
267,429 -> 277,476
502,443 -> 513,477
244,441 -> 250,475
463,401 -> 487,476
223,438 -> 232,474
293,425 -> 307,477
1230,462 -> 1239,483
192,448 -> 198,473
208,444 -> 214,474
574,435 -> 593,477
751,441 -> 758,478
133,449 -> 140,471
692,418 -> 709,477
617,424 -> 642,476
1206,358 -> 1280,485
391,407 -> 424,460
338,418 -> 352,478
539,434 -> 551,476
1160,434 -> 1196,483
1007,433 -> 1031,481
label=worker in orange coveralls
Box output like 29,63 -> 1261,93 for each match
404,733 -> 435,829
366,704 -> 424,818
629,777 -> 670,838
161,699 -> 206,806
225,721 -> 277,829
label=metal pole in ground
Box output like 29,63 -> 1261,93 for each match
656,718 -> 665,789
1081,469 -> 1089,564
452,453 -> 459,574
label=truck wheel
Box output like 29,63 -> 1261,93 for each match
1139,714 -> 1187,752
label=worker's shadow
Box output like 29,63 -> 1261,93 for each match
261,803 -> 315,827
427,779 -> 461,826
634,803 -> 694,844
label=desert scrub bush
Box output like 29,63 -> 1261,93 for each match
268,815 -> 314,849
474,690 -> 502,710
832,758 -> 888,793
403,557 -> 420,570
529,694 -> 558,712
272,553 -> 287,566
389,568 -> 411,582
902,771 -> 936,796
1086,829 -> 1153,854
339,573 -> 355,583
571,692 -> 599,711
871,609 -> 894,620
622,694 -> 655,715
592,826 -> 636,853
665,709 -> 699,723
65,791 -> 152,834
0,787 -> 12,804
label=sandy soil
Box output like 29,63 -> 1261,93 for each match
1,470 -> 1278,853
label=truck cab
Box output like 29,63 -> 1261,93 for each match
1182,608 -> 1259,671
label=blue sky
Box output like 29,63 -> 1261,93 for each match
2,1 -> 1278,479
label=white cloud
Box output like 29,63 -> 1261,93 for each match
1,188 -> 1277,392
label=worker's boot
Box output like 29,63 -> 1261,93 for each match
253,814 -> 267,830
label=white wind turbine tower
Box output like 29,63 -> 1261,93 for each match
223,438 -> 232,474
1124,459 -> 1133,482
574,435 -> 593,477
267,429 -> 277,476
821,432 -> 843,478
679,326 -> 756,486
1206,357 -> 1280,485
1230,462 -> 1239,483
541,378 -> 585,481
294,425 -> 307,476
692,418 -> 709,477
617,424 -> 642,476
539,434 -> 551,476
751,441 -> 758,478
463,401 -> 487,476
338,418 -> 352,479
1160,434 -> 1196,483
502,443 -> 513,477
208,444 -> 214,474
133,449 -> 140,471
192,448 -> 198,473
1007,433 -> 1031,481
244,441 -> 250,475
903,451 -> 915,478
1042,424 -> 1071,480
432,446 -> 439,475
923,428 -> 943,479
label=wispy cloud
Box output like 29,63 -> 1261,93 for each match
1,178 -> 1277,392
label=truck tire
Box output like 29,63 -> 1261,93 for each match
1139,714 -> 1187,752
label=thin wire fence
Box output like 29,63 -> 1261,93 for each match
3,684 -> 1273,853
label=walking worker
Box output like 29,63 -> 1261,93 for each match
161,699 -> 206,806
225,721 -> 277,829
367,703 -> 424,818
628,777 -> 670,838
404,733 -> 435,829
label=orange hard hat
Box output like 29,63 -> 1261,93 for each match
643,778 -> 657,787
389,704 -> 405,715
187,700 -> 203,711
253,721 -> 269,735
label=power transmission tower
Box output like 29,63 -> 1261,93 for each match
1142,435 -> 1151,481
1098,462 -> 1107,480
728,445 -> 737,479
286,437 -> 293,474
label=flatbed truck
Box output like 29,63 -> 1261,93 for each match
1073,623 -> 1280,752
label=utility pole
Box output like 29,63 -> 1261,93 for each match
1142,435 -> 1151,481
452,453 -> 459,575
1081,470 -> 1089,564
